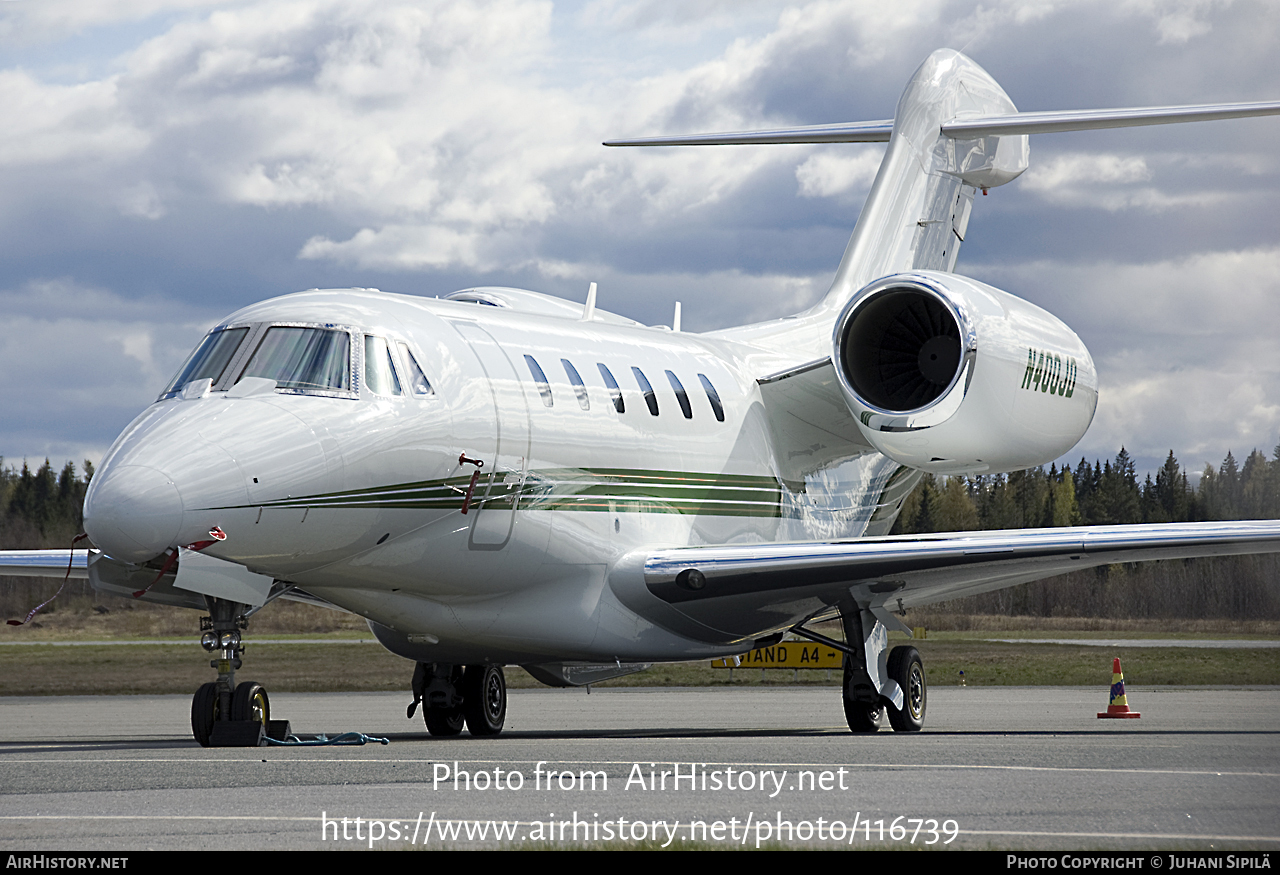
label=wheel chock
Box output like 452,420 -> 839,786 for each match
209,720 -> 267,746
266,719 -> 292,742
1097,657 -> 1140,718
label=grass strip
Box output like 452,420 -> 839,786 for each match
1,638 -> 1277,696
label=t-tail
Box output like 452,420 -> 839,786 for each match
606,48 -> 1280,324
607,49 -> 1280,478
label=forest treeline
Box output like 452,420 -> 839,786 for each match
0,458 -> 94,550
2,446 -> 1279,620
891,446 -> 1280,535
890,445 -> 1280,620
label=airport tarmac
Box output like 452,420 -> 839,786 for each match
1,686 -> 1277,850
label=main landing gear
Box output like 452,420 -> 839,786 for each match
409,662 -> 507,737
191,597 -> 286,747
796,604 -> 927,734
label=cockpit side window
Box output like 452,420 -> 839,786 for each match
240,326 -> 351,392
364,335 -> 402,396
397,342 -> 435,396
160,327 -> 248,399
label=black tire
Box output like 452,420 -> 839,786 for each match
191,682 -> 219,747
461,665 -> 506,737
425,707 -> 465,737
845,700 -> 883,732
231,681 -> 270,729
842,665 -> 882,733
886,646 -> 926,732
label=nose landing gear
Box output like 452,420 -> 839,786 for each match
191,597 -> 286,747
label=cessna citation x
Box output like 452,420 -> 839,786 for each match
6,50 -> 1280,745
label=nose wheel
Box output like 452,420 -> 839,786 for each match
191,682 -> 220,747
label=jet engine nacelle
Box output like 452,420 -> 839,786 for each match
833,271 -> 1098,475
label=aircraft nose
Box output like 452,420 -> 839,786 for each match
83,464 -> 184,564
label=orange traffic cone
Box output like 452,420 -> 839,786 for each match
1097,657 -> 1141,718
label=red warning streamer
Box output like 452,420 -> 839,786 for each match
7,533 -> 90,626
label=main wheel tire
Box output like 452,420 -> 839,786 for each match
461,665 -> 506,737
425,707 -> 465,737
886,646 -> 927,732
231,681 -> 270,729
845,700 -> 883,733
842,665 -> 882,733
191,682 -> 219,747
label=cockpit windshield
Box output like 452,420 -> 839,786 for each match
161,327 -> 248,398
240,326 -> 351,392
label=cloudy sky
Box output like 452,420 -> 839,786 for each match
1,0 -> 1278,481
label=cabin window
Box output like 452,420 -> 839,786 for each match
397,342 -> 434,396
698,374 -> 725,422
632,367 -> 659,416
666,370 -> 693,419
561,359 -> 590,410
161,327 -> 249,398
597,363 -> 624,413
240,326 -> 351,393
364,335 -> 402,396
525,355 -> 553,407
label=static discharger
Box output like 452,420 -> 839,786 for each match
1097,657 -> 1141,718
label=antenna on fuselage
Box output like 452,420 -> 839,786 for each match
581,281 -> 598,322
673,301 -> 682,333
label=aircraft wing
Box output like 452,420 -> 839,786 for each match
632,521 -> 1280,639
0,549 -> 350,617
0,550 -> 90,580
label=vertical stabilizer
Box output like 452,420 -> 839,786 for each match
810,50 -> 1028,319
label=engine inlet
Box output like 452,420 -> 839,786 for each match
840,287 -> 962,412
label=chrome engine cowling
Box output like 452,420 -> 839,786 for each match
833,271 -> 1097,475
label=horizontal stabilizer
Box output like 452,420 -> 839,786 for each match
942,101 -> 1280,138
605,101 -> 1280,147
604,120 -> 895,146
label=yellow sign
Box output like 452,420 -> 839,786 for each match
711,641 -> 843,669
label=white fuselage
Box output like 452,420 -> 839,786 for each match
84,287 -> 910,665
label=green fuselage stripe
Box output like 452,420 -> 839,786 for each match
210,467 -> 785,518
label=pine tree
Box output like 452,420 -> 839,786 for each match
933,476 -> 979,532
1218,450 -> 1242,519
1153,451 -> 1189,522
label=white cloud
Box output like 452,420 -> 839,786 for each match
0,0 -> 1277,471
0,71 -> 146,166
1017,151 -> 1241,211
299,225 -> 488,271
973,246 -> 1280,470
0,279 -> 227,464
0,0 -> 231,44
1119,0 -> 1231,44
1021,153 -> 1153,189
795,149 -> 881,198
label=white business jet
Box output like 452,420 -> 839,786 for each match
5,49 -> 1280,745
